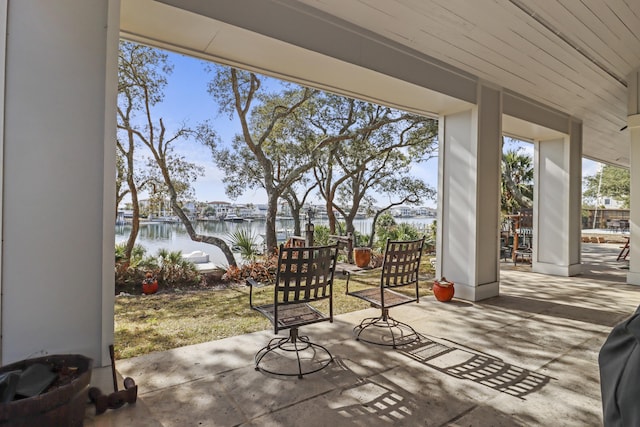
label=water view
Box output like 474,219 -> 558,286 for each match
116,217 -> 435,267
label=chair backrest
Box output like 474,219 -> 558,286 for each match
275,243 -> 339,306
380,237 -> 425,290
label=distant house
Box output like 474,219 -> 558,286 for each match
254,204 -> 268,218
415,206 -> 436,217
206,201 -> 232,219
116,210 -> 128,225
315,205 -> 328,218
582,195 -> 629,229
602,197 -> 624,210
584,207 -> 629,230
236,204 -> 257,218
392,206 -> 415,217
182,201 -> 197,215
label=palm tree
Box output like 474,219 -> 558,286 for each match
227,228 -> 260,261
501,148 -> 533,214
157,249 -> 198,285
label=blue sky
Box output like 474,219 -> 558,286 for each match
143,49 -> 599,207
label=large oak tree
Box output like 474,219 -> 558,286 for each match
207,68 -> 438,251
118,42 -> 237,266
310,95 -> 438,242
206,67 -> 360,253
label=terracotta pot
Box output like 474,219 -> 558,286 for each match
433,278 -> 454,302
353,247 -> 371,268
142,280 -> 158,295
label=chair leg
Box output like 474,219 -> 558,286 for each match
353,309 -> 418,349
255,328 -> 333,378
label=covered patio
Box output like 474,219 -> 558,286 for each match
86,244 -> 634,426
0,2 -> 638,425
1,0 -> 638,368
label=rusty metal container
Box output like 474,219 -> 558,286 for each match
0,354 -> 92,427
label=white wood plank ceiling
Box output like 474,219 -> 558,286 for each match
288,0 -> 639,165
122,0 -> 640,167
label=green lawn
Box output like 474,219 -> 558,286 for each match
114,268 -> 435,359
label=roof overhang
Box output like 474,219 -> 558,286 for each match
121,0 -> 638,166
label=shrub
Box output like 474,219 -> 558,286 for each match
115,245 -> 200,293
424,220 -> 437,253
115,243 -> 157,269
313,224 -> 331,246
157,249 -> 200,287
374,215 -> 422,251
115,243 -> 158,290
227,227 -> 261,261
353,230 -> 368,247
224,255 -> 278,284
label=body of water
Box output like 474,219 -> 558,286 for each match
115,217 -> 435,267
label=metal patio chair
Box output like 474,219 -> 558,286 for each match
345,237 -> 425,348
248,243 -> 339,378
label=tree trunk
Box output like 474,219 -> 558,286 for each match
503,163 -> 533,209
345,213 -> 357,246
344,186 -> 361,245
368,208 -> 390,248
171,199 -> 237,267
264,196 -> 279,255
326,200 -> 337,234
291,206 -> 302,236
123,160 -> 139,262
159,163 -> 238,267
284,194 -> 301,236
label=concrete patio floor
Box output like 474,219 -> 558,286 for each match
86,243 -> 637,426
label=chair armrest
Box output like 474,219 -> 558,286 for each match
246,278 -> 260,309
342,270 -> 351,294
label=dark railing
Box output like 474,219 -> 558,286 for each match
285,228 -> 355,264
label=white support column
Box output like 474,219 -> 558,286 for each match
436,84 -> 502,301
1,0 -> 119,366
0,0 -> 7,361
627,68 -> 640,285
532,120 -> 582,276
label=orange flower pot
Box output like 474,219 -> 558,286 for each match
433,277 -> 454,302
142,280 -> 158,295
353,247 -> 371,268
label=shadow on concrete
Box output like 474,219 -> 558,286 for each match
480,295 -> 627,328
397,335 -> 552,400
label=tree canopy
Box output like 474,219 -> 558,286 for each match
205,67 -> 437,253
309,94 -> 437,244
583,164 -> 630,208
205,67 -> 325,253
